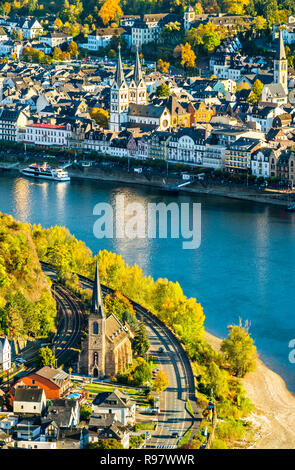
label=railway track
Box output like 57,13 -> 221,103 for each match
52,284 -> 84,361
40,261 -> 197,415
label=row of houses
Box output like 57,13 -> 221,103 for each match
0,365 -> 137,449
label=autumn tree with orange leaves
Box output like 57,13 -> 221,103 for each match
99,0 -> 123,26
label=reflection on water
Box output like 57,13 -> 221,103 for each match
1,174 -> 295,390
13,177 -> 31,222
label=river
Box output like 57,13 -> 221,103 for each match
1,173 -> 295,390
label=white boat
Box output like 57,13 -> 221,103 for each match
21,163 -> 71,182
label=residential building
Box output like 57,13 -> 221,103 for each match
225,137 -> 261,172
0,108 -> 27,141
41,33 -> 73,48
13,387 -> 47,416
47,399 -> 80,429
251,148 -> 277,178
91,389 -> 136,426
10,366 -> 71,403
86,28 -> 126,51
275,151 -> 295,184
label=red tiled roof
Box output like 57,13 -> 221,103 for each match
27,123 -> 66,129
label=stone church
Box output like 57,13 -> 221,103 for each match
109,45 -> 171,132
78,262 -> 132,377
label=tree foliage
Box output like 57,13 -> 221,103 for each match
37,346 -> 56,367
221,322 -> 257,377
0,214 -> 56,339
153,368 -> 169,393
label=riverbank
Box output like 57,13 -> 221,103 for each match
68,167 -> 294,207
205,331 -> 295,449
1,163 -> 293,207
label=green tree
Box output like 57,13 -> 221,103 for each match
221,322 -> 257,377
133,358 -> 152,386
132,320 -> 149,356
37,346 -> 56,368
88,439 -> 124,449
155,83 -> 170,97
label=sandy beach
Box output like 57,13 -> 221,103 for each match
205,331 -> 295,449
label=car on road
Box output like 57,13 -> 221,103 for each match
171,432 -> 179,438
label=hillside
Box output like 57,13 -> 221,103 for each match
0,213 -> 56,339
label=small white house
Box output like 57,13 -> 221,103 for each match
0,337 -> 11,372
13,387 -> 47,416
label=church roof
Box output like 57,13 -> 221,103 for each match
106,313 -> 130,346
91,260 -> 105,318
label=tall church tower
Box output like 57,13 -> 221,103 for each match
109,44 -> 129,132
274,30 -> 288,93
79,260 -> 106,377
129,46 -> 147,105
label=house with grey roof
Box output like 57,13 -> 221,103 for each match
47,398 -> 80,429
13,387 -> 46,416
91,389 -> 136,426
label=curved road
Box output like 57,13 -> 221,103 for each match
42,263 -> 199,448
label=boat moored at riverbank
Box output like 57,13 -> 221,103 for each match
21,163 -> 70,182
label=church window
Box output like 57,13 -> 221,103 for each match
93,322 -> 98,334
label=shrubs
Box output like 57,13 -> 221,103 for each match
215,418 -> 246,441
211,438 -> 228,449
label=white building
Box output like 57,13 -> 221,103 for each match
251,148 -> 276,178
23,122 -> 72,147
0,337 -> 11,372
19,19 -> 43,39
13,387 -> 46,415
41,33 -> 73,48
91,389 -> 136,426
86,28 -> 126,51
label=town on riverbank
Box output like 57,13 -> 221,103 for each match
0,6 -> 294,206
1,0 -> 295,455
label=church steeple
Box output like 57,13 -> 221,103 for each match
274,29 -> 288,93
91,260 -> 105,318
275,29 -> 286,61
134,46 -> 142,85
115,43 -> 125,88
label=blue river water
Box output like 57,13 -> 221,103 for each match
1,174 -> 295,390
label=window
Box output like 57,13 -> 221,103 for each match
93,322 -> 98,334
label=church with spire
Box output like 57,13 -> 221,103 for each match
261,29 -> 289,104
78,261 -> 132,378
273,29 -> 288,94
109,45 -> 171,132
109,45 -> 148,132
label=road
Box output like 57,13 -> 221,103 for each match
41,263 -> 198,448
144,319 -> 193,449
